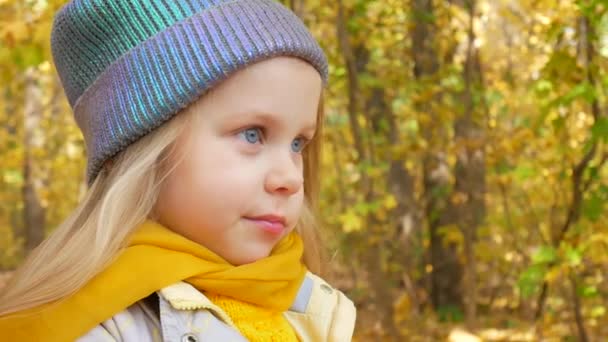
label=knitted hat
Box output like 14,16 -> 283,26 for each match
50,0 -> 329,186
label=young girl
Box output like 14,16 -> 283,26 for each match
0,0 -> 356,341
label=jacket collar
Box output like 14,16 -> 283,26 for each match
159,272 -> 314,314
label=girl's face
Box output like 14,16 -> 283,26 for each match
154,57 -> 322,265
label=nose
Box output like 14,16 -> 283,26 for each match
264,148 -> 303,196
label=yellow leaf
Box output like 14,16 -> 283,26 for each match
375,209 -> 386,221
1,20 -> 30,43
544,266 -> 562,284
393,293 -> 411,324
339,212 -> 363,233
437,224 -> 464,246
384,194 -> 397,209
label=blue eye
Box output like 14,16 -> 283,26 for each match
240,128 -> 262,144
291,137 -> 307,153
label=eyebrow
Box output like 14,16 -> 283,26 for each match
234,111 -> 317,132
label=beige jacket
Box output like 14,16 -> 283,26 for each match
78,272 -> 356,341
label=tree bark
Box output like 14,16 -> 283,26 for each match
336,0 -> 367,165
336,0 -> 401,337
4,75 -> 24,244
570,275 -> 589,342
411,0 -> 464,313
22,67 -> 46,254
450,0 -> 486,328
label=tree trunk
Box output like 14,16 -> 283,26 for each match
411,0 -> 464,313
22,67 -> 46,253
336,0 -> 399,337
366,83 -> 421,316
4,75 -> 24,244
380,86 -> 421,315
450,0 -> 486,328
570,275 -> 589,342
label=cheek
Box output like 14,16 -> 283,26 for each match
290,188 -> 305,211
181,139 -> 262,209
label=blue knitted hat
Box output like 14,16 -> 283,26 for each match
50,0 -> 329,185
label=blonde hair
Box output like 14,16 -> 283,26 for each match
0,93 -> 326,316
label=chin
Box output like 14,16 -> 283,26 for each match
229,247 -> 272,266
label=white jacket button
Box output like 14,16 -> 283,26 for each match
181,333 -> 198,342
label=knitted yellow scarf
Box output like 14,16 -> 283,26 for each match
0,219 -> 306,341
208,293 -> 299,341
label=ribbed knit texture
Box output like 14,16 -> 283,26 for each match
206,293 -> 299,341
50,0 -> 328,185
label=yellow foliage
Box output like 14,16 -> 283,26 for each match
383,194 -> 397,210
1,20 -> 29,44
544,265 -> 563,284
339,211 -> 363,233
392,293 -> 411,325
437,224 -> 464,247
0,224 -> 21,269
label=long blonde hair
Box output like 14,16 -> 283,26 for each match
0,93 -> 326,316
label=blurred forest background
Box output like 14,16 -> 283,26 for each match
1,0 -> 608,340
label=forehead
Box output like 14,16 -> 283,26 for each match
189,57 -> 322,126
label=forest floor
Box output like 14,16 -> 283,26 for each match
353,303 -> 608,341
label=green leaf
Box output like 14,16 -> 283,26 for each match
566,247 -> 583,266
534,79 -> 553,96
440,74 -> 464,92
485,90 -> 504,105
518,265 -> 546,298
513,165 -> 536,181
12,44 -> 44,71
495,159 -> 513,174
412,8 -> 436,24
532,245 -> 557,264
437,305 -> 464,323
583,191 -> 604,222
591,117 -> 608,143
333,66 -> 346,77
3,169 -> 23,185
552,116 -> 566,131
577,285 -> 598,298
585,166 -> 600,183
404,119 -> 418,134
560,82 -> 596,106
359,72 -> 384,88
576,0 -> 604,18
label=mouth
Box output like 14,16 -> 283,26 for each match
243,214 -> 286,235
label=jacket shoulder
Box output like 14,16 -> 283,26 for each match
77,299 -> 162,342
285,271 -> 357,342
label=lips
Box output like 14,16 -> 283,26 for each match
244,214 -> 286,235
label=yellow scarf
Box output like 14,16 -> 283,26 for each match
208,293 -> 299,341
0,219 -> 306,341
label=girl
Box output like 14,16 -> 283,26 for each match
0,0 -> 356,341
